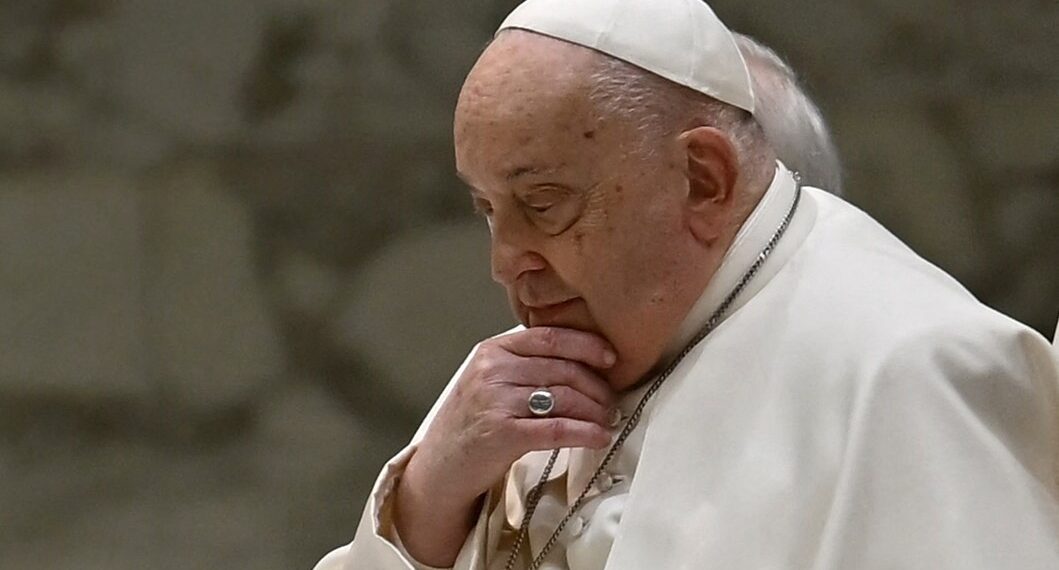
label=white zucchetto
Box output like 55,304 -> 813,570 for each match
497,0 -> 755,114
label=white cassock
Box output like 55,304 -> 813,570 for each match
317,163 -> 1059,570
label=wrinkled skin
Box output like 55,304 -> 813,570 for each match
455,35 -> 718,391
394,31 -> 764,566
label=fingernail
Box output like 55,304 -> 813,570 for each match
603,351 -> 617,367
607,407 -> 623,428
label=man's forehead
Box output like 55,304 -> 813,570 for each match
457,51 -> 595,149
460,56 -> 612,153
461,32 -> 597,101
454,33 -> 616,191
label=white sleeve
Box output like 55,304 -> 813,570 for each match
312,446 -> 423,570
313,332 -> 521,570
810,324 -> 1059,570
312,443 -> 504,570
312,445 -> 480,570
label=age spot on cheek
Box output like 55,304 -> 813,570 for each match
571,228 -> 588,253
582,130 -> 596,140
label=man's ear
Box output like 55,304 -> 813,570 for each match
678,126 -> 740,244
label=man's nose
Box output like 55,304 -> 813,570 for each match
489,217 -> 546,285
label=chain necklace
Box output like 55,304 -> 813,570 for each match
504,181 -> 803,570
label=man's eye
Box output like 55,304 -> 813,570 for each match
521,192 -> 563,215
523,196 -> 583,235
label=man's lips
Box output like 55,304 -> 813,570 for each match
523,298 -> 576,310
524,298 -> 580,324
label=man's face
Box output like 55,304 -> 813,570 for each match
454,33 -> 710,389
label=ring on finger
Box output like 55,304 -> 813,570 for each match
527,388 -> 556,417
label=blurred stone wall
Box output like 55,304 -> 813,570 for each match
0,0 -> 1055,568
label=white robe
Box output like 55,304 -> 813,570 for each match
317,164 -> 1059,569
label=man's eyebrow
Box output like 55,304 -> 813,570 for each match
505,164 -> 562,181
456,165 -> 563,189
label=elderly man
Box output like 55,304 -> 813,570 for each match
317,0 -> 1059,568
733,33 -> 843,196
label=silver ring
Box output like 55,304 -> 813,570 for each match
528,388 -> 556,417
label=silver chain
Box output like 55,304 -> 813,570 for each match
504,181 -> 803,570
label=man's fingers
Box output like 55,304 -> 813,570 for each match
498,327 -> 617,370
513,357 -> 615,408
513,385 -> 612,427
515,417 -> 612,452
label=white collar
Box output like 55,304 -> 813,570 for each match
661,160 -> 802,363
503,162 -> 813,520
561,162 -> 805,502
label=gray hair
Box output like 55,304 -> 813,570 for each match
732,32 -> 844,195
584,52 -> 775,188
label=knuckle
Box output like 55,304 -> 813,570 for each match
475,355 -> 495,376
546,419 -> 567,444
471,352 -> 506,384
538,327 -> 560,351
475,343 -> 497,363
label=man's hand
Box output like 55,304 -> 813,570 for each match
393,327 -> 618,567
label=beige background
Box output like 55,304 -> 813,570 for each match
0,0 -> 1056,568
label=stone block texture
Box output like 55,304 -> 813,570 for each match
0,0 -> 1055,568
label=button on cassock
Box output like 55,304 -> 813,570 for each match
569,515 -> 586,538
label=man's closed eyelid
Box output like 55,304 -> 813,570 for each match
520,187 -> 575,209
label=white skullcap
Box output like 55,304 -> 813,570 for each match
497,0 -> 755,114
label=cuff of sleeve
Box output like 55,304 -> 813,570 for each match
372,444 -> 417,537
372,445 -> 450,568
392,528 -> 451,570
372,444 -> 499,570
